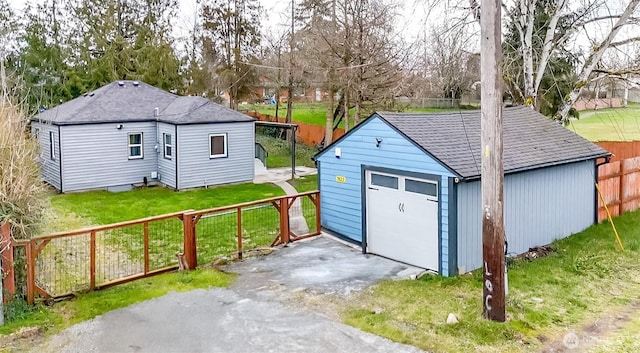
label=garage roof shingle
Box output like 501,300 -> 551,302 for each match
376,106 -> 610,179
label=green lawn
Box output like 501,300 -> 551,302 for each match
49,182 -> 284,229
256,133 -> 317,168
569,103 -> 640,141
288,174 -> 318,192
243,102 -> 359,128
343,209 -> 640,353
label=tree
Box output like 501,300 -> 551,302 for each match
502,0 -> 578,116
500,0 -> 640,121
68,0 -> 183,92
201,0 -> 262,110
297,0 -> 406,141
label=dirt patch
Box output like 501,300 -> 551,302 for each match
0,327 -> 46,353
517,245 -> 556,261
539,300 -> 640,352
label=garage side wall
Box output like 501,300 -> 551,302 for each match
316,116 -> 456,275
456,160 -> 596,273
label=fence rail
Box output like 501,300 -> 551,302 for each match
1,191 -> 320,304
597,156 -> 640,222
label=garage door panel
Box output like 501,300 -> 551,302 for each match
366,171 -> 439,271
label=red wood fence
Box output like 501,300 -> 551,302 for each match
1,191 -> 320,304
596,141 -> 640,163
597,156 -> 640,222
248,111 -> 346,147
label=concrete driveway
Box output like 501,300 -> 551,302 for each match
31,236 -> 427,353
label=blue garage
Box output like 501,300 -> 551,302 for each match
314,106 -> 610,276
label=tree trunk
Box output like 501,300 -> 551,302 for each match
325,89 -> 335,145
557,0 -> 640,122
623,74 -> 629,107
343,87 -> 350,132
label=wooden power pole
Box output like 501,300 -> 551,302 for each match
480,0 -> 506,322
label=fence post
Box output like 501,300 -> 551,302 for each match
26,241 -> 35,305
237,207 -> 243,260
90,231 -> 96,290
314,192 -> 321,234
280,197 -> 290,244
183,213 -> 197,270
619,159 -> 625,216
143,222 -> 149,274
1,222 -> 15,303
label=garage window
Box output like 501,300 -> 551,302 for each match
371,174 -> 398,189
405,179 -> 437,197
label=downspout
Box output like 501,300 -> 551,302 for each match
58,125 -> 63,193
594,156 -> 612,223
175,124 -> 178,190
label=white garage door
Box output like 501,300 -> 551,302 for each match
365,171 -> 439,270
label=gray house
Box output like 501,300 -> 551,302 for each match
32,81 -> 255,192
314,107 -> 610,276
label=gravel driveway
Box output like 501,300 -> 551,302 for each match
31,235 -> 428,353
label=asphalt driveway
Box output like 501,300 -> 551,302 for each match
31,235 -> 427,353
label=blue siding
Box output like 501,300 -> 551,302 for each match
176,122 -> 254,190
456,160 -> 596,273
32,122 -> 62,190
317,116 -> 455,275
60,122 -> 157,192
157,123 -> 176,188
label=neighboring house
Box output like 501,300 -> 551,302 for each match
32,80 -> 255,193
314,106 -> 610,276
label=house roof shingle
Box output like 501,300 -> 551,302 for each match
376,106 -> 610,179
34,81 -> 253,125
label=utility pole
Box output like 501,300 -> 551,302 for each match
285,0 -> 295,141
480,0 -> 506,322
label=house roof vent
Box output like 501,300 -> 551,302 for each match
118,81 -> 125,87
83,93 -> 88,97
154,107 -> 159,117
89,92 -> 95,97
132,81 -> 140,87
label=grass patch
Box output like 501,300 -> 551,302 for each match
0,269 -> 233,337
49,182 -> 284,228
569,104 -> 640,141
242,102 -> 357,128
288,174 -> 318,193
256,134 -> 317,168
343,209 -> 640,353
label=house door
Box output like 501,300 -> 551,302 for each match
365,171 -> 439,270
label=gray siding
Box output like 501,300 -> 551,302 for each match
157,122 -> 177,188
60,122 -> 158,192
32,122 -> 62,190
177,122 -> 254,190
456,160 -> 596,273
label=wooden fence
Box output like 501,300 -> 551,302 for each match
248,111 -> 346,147
1,191 -> 320,304
597,156 -> 640,222
596,141 -> 640,163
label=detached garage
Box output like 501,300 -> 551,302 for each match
314,106 -> 610,276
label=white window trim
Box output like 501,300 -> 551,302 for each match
128,132 -> 144,159
163,133 -> 173,159
209,133 -> 228,159
49,131 -> 56,160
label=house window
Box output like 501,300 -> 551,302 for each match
163,133 -> 173,159
209,133 -> 228,158
49,131 -> 56,160
128,133 -> 143,159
